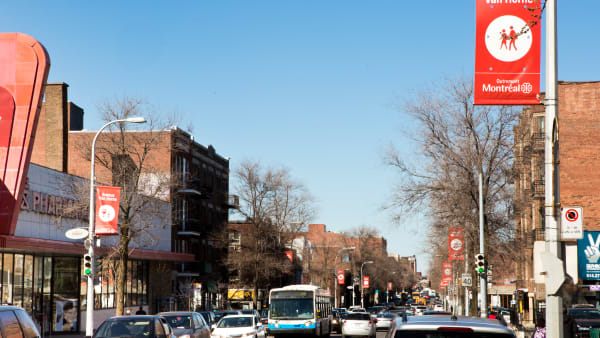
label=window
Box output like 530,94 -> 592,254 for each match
537,116 -> 544,132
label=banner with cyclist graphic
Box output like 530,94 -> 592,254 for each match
474,0 -> 541,105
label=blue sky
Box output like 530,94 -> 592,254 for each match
4,1 -> 600,274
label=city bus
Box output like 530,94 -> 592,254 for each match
268,284 -> 332,337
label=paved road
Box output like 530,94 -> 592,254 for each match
268,331 -> 389,338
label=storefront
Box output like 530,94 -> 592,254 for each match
1,164 -> 194,335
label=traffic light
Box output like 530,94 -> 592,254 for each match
83,253 -> 93,276
475,253 -> 486,274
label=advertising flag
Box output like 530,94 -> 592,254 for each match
337,269 -> 345,285
95,186 -> 120,235
448,227 -> 465,261
442,262 -> 453,282
387,282 -> 393,291
363,276 -> 370,289
474,0 -> 541,105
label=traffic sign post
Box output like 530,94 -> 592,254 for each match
462,273 -> 472,287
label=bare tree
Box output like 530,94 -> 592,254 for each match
227,160 -> 316,308
385,77 -> 518,313
71,96 -> 173,316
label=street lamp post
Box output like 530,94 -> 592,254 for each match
334,247 -> 355,308
360,261 -> 373,308
86,117 -> 146,337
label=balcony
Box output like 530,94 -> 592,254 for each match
532,132 -> 545,152
532,180 -> 544,199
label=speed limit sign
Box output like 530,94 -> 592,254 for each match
462,273 -> 472,287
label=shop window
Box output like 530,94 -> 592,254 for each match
13,254 -> 24,307
53,257 -> 80,333
3,253 -> 13,304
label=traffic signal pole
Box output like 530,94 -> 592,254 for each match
479,172 -> 487,318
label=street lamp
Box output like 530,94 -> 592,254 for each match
334,246 -> 355,308
360,261 -> 374,308
86,116 -> 146,337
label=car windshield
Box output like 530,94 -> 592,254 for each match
570,310 -> 600,319
377,313 -> 395,318
344,313 -> 371,321
395,331 -> 514,338
217,317 -> 253,328
95,319 -> 152,338
269,298 -> 314,320
163,315 -> 192,329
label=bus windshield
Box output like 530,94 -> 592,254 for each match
270,298 -> 314,320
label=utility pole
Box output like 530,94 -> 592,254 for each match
544,1 -> 563,337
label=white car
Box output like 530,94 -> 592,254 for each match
210,315 -> 265,338
341,312 -> 376,337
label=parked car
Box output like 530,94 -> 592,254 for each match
158,311 -> 211,338
389,314 -> 516,337
93,315 -> 176,338
240,309 -> 260,317
414,305 -> 427,316
375,312 -> 395,331
199,311 -> 216,327
0,306 -> 40,338
341,312 -> 376,337
348,307 -> 367,313
209,314 -> 266,338
568,308 -> 600,335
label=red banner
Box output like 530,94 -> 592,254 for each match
95,186 -> 121,235
442,262 -> 453,282
285,251 -> 293,263
387,282 -> 393,291
363,276 -> 370,289
448,227 -> 465,261
474,0 -> 541,105
337,269 -> 345,285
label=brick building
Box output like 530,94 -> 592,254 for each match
296,224 -> 389,307
513,81 -> 600,324
31,83 -> 235,312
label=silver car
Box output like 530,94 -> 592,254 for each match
375,312 -> 395,331
387,314 -> 516,338
158,312 -> 211,338
342,312 -> 376,338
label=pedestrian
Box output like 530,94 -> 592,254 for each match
532,313 -> 545,338
136,306 -> 146,315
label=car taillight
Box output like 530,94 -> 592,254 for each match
437,327 -> 474,332
343,320 -> 347,324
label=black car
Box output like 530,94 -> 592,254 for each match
198,311 -> 216,326
93,315 -> 177,338
568,308 -> 600,335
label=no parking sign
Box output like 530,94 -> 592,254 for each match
561,207 -> 583,240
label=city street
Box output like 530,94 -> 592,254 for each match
268,331 -> 389,338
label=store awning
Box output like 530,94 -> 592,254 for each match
0,235 -> 196,262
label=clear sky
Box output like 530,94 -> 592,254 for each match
4,1 -> 600,275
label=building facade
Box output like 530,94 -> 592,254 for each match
513,81 -> 600,324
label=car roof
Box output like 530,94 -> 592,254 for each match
394,315 -> 514,335
109,315 -> 158,320
158,312 -> 196,316
218,314 -> 255,319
